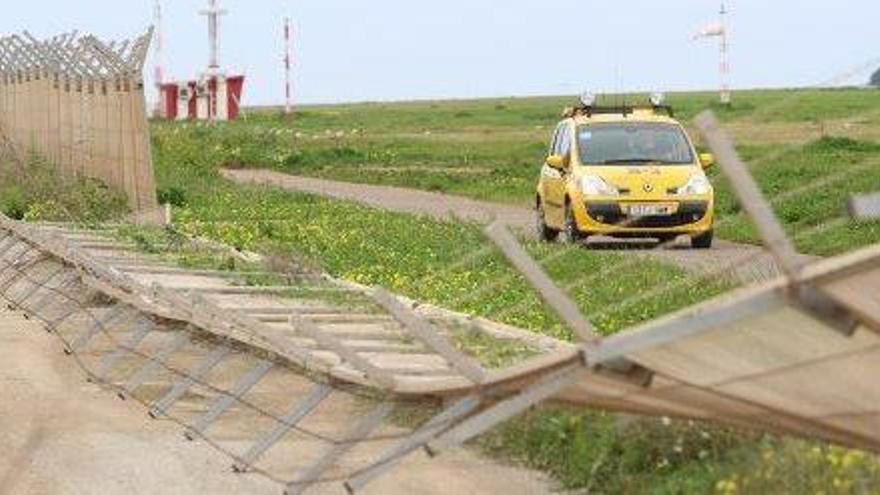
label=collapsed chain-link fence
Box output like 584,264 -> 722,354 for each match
0,227 -> 431,494
0,217 -> 585,494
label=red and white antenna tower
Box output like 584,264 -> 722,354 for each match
719,4 -> 731,105
200,0 -> 227,74
284,16 -> 294,116
694,3 -> 732,104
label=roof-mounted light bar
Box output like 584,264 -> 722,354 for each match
650,92 -> 666,107
565,91 -> 674,119
579,91 -> 597,108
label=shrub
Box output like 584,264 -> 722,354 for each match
805,136 -> 880,154
0,157 -> 129,223
157,187 -> 188,207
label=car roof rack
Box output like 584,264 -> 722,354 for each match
563,93 -> 675,119
648,104 -> 675,118
564,105 -> 675,119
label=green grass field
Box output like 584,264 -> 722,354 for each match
156,87 -> 880,255
146,87 -> 880,494
140,89 -> 880,494
4,87 -> 879,493
150,128 -> 730,340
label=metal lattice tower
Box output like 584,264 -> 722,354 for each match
199,0 -> 227,74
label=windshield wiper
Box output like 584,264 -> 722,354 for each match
599,158 -> 660,165
598,158 -> 686,165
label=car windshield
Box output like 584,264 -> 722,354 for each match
577,123 -> 694,165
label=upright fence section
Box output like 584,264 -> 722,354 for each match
0,29 -> 158,218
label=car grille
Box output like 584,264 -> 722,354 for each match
586,201 -> 709,228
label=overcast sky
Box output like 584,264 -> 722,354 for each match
2,1 -> 877,105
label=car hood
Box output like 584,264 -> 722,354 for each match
577,165 -> 703,197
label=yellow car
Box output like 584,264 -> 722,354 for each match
535,93 -> 715,249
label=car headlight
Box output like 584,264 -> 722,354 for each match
677,175 -> 712,195
580,175 -> 619,196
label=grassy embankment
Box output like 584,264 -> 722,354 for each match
151,124 -> 729,340
146,89 -> 880,494
6,88 -> 878,493
166,87 -> 880,256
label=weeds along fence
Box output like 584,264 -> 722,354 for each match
0,30 -> 158,219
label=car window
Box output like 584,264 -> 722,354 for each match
555,122 -> 572,157
577,123 -> 694,165
548,123 -> 564,156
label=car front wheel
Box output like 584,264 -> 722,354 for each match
535,203 -> 560,242
691,230 -> 714,249
562,203 -> 583,244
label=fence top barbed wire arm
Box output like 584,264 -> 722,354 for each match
0,36 -> 24,72
81,36 -> 130,79
0,36 -> 44,74
21,32 -> 70,77
45,32 -> 82,72
7,35 -> 41,73
0,30 -> 152,80
69,38 -> 107,81
76,39 -> 116,80
44,34 -> 90,79
18,32 -> 82,79
0,40 -> 14,73
0,36 -> 23,70
123,27 -> 154,76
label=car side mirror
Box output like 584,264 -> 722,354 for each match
546,155 -> 567,170
699,153 -> 715,169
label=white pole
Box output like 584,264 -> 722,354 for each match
284,16 -> 293,116
154,0 -> 164,86
719,4 -> 731,105
206,0 -> 220,71
199,0 -> 227,122
153,0 -> 165,117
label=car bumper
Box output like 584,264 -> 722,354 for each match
573,199 -> 714,235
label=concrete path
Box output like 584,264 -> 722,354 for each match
222,169 -> 800,284
0,308 -> 556,495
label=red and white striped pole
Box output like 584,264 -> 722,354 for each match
284,16 -> 293,116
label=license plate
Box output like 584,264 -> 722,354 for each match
626,204 -> 673,217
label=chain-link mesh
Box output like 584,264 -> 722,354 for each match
0,224 -> 521,494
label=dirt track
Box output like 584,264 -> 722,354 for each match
0,308 -> 557,495
222,169 -> 801,284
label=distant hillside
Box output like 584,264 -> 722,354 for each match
872,68 -> 880,87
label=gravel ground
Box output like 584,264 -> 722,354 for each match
0,307 -> 557,495
222,169 -> 812,285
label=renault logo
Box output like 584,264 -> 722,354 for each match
643,183 -> 654,193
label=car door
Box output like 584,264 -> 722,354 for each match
538,123 -> 561,203
542,122 -> 572,228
